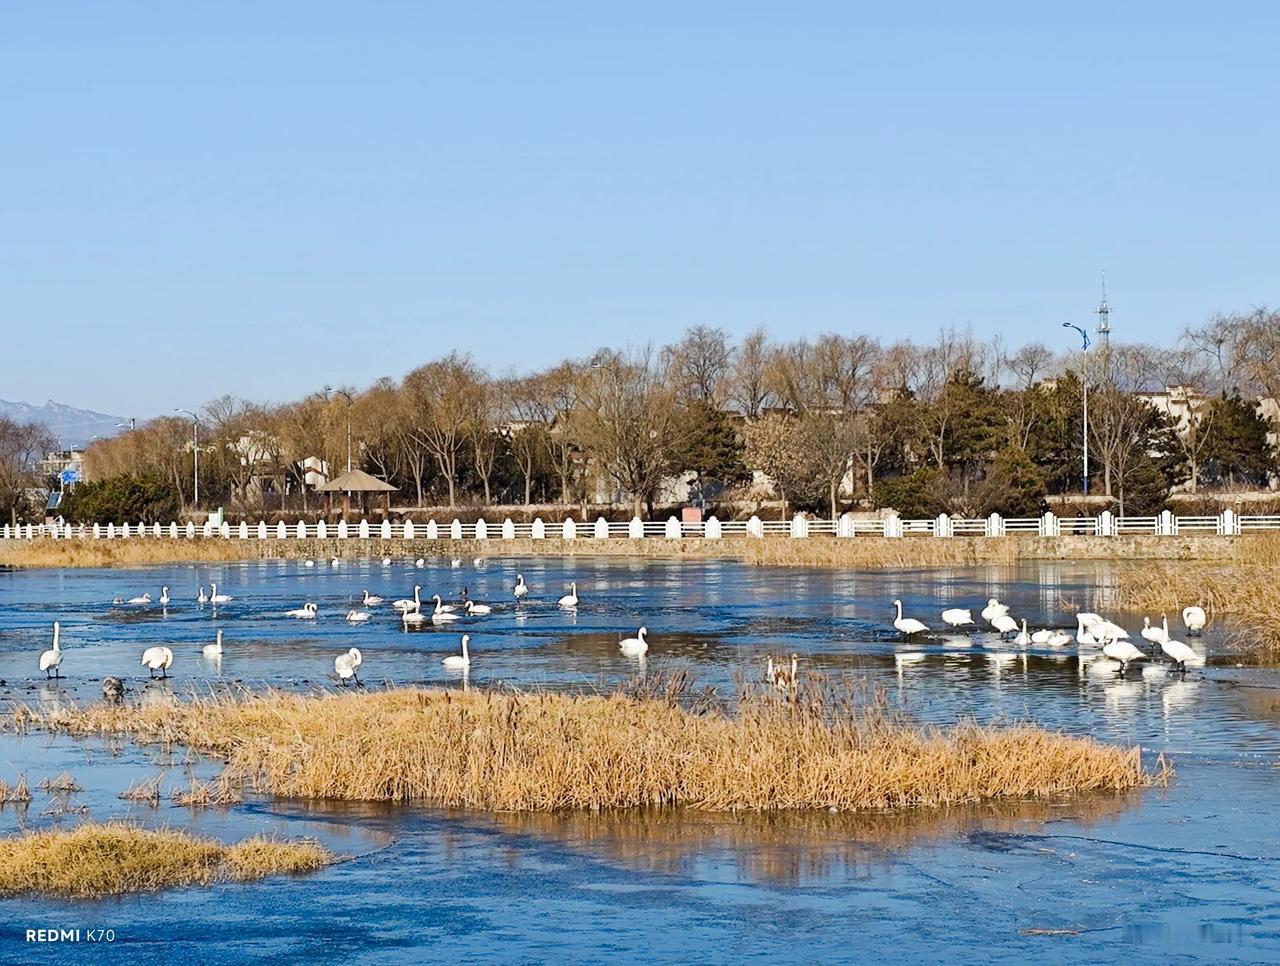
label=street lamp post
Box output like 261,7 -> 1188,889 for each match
324,386 -> 354,473
1061,323 -> 1091,496
175,409 -> 201,506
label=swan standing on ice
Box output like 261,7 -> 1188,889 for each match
141,646 -> 174,678
892,600 -> 928,639
990,614 -> 1019,639
203,629 -> 223,659
513,574 -> 529,600
1141,616 -> 1171,649
197,586 -> 207,604
1102,640 -> 1148,674
1044,630 -> 1073,647
558,582 -> 579,609
39,622 -> 63,679
1161,638 -> 1199,673
940,608 -> 973,628
619,627 -> 649,656
209,583 -> 232,604
158,586 -> 170,607
285,602 -> 318,619
1182,605 -> 1207,635
443,635 -> 471,669
464,600 -> 492,616
346,609 -> 371,623
980,599 -> 1009,622
334,648 -> 362,685
1013,619 -> 1031,646
393,586 -> 422,613
362,589 -> 384,606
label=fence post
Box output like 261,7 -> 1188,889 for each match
532,517 -> 546,540
315,520 -> 327,540
746,515 -> 763,538
594,517 -> 609,539
884,513 -> 902,538
936,513 -> 951,538
1040,511 -> 1057,537
1098,510 -> 1114,537
381,519 -> 392,539
789,513 -> 808,538
425,519 -> 438,540
359,519 -> 370,539
665,516 -> 682,538
1219,508 -> 1238,536
239,521 -> 250,540
986,513 -> 1004,537
1159,509 -> 1175,536
837,512 -> 855,538
562,518 -> 576,540
502,518 -> 516,540
404,520 -> 416,540
475,518 -> 488,540
629,517 -> 644,539
705,515 -> 722,539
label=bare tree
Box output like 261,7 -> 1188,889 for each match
403,354 -> 486,508
729,325 -> 772,417
663,325 -> 733,405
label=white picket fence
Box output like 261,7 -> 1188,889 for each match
3,508 -> 1275,542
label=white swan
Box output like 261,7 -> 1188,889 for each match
473,557 -> 486,567
443,634 -> 471,669
362,589 -> 384,606
197,586 -> 207,604
381,557 -> 392,566
1182,605 -> 1207,635
620,626 -> 649,656
980,598 -> 1009,621
990,614 -> 1019,638
39,622 -> 63,679
558,582 -> 579,609
330,557 -> 340,568
464,600 -> 492,616
767,653 -> 798,691
392,586 -> 422,613
1076,614 -> 1101,646
140,645 -> 174,678
1090,619 -> 1130,643
334,647 -> 362,685
346,609 -> 371,623
450,557 -> 462,569
1030,628 -> 1054,644
940,608 -> 973,627
892,600 -> 928,638
415,557 -> 426,567
202,629 -> 223,659
1161,638 -> 1199,672
1045,630 -> 1073,647
1014,619 -> 1031,647
304,559 -> 315,568
1141,615 -> 1171,648
1102,640 -> 1148,673
158,586 -> 170,607
126,592 -> 152,605
209,583 -> 232,604
431,594 -> 460,623
285,602 -> 318,619
402,605 -> 426,626
513,574 -> 529,599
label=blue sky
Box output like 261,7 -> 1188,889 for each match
2,3 -> 1277,417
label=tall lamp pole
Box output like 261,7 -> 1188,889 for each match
175,409 -> 201,507
324,386 -> 354,473
1061,323 -> 1091,496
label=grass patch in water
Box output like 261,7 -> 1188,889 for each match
0,822 -> 333,898
12,677 -> 1164,812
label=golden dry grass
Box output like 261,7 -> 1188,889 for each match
13,682 -> 1160,812
0,538 -> 258,569
0,822 -> 332,898
741,536 -> 1019,568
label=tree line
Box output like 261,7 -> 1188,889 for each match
58,306 -> 1280,523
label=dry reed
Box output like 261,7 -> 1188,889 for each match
1,775 -> 32,804
1115,533 -> 1280,662
0,823 -> 333,898
0,538 -> 259,569
37,772 -> 82,793
119,775 -> 163,806
16,682 -> 1159,812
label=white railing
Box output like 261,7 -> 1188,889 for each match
2,507 -> 1273,542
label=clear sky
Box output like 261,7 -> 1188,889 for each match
3,3 -> 1277,418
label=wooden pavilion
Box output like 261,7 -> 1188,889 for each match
315,469 -> 397,518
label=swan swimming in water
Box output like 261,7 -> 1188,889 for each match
464,600 -> 492,616
450,557 -> 462,569
334,647 -> 362,685
140,645 -> 174,678
619,626 -> 649,656
285,602 -> 318,619
126,592 -> 152,605
346,609 -> 371,623
402,605 -> 426,626
209,583 -> 232,604
362,589 -> 384,606
558,583 -> 579,609
892,600 -> 928,638
202,629 -> 223,658
39,622 -> 63,679
197,586 -> 207,604
431,595 -> 460,623
392,586 -> 422,613
513,574 -> 529,600
443,635 -> 471,669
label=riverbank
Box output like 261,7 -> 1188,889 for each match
0,532 -> 1266,569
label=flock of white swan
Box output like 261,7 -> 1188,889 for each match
36,564 -> 643,690
891,596 -> 1208,674
33,560 -> 1212,694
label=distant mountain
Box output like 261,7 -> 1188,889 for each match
0,399 -> 128,449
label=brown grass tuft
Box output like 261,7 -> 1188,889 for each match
0,823 -> 333,898
37,772 -> 82,793
120,775 -> 163,806
14,681 -> 1158,813
2,775 -> 32,804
